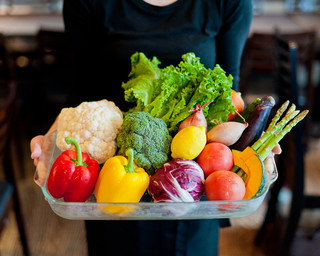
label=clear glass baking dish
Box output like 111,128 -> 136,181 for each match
34,131 -> 278,220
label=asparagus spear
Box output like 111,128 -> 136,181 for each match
265,100 -> 290,133
258,110 -> 309,160
252,103 -> 299,152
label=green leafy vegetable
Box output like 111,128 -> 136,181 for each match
122,52 -> 234,133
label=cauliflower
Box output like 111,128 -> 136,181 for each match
56,99 -> 123,164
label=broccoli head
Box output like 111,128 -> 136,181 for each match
116,112 -> 172,175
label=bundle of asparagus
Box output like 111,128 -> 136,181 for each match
252,100 -> 309,161
232,100 -> 308,182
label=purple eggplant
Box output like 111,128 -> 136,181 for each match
232,96 -> 275,151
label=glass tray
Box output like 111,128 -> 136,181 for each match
34,131 -> 278,220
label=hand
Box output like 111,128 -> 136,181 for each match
31,118 -> 58,187
31,135 -> 49,187
264,144 -> 282,174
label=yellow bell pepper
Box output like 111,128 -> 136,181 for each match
94,148 -> 149,203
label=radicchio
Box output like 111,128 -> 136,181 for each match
148,159 -> 205,202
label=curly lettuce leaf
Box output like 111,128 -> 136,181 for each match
122,52 -> 234,133
122,52 -> 161,109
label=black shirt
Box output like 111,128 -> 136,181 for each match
63,0 -> 253,109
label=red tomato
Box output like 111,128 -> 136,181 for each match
197,142 -> 233,177
205,170 -> 246,201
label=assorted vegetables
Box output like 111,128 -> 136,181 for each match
230,100 -> 309,199
47,52 -> 309,207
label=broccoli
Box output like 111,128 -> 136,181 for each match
116,112 -> 172,175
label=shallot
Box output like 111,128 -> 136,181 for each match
178,101 -> 212,132
207,121 -> 248,146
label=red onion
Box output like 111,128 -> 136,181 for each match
148,159 -> 205,202
178,101 -> 212,132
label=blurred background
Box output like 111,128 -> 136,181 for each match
0,0 -> 320,255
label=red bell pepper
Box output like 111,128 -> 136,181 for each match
47,137 -> 100,202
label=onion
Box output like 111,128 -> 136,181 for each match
178,101 -> 212,132
148,159 -> 204,202
207,121 -> 248,146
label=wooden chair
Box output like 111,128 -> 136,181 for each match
254,31 -> 320,256
0,81 -> 30,256
274,29 -> 317,142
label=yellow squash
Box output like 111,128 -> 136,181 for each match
232,147 -> 265,200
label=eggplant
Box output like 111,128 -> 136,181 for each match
232,96 -> 275,151
233,98 -> 261,123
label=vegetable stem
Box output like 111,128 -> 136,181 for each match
231,165 -> 240,173
125,148 -> 137,173
65,137 -> 87,167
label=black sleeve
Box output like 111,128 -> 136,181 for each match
216,0 -> 253,91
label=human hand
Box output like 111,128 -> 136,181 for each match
31,117 -> 58,187
30,135 -> 46,187
31,135 -> 50,187
264,144 -> 281,174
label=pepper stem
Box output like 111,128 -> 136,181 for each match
65,137 -> 87,167
125,148 -> 137,173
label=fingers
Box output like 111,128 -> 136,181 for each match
33,158 -> 39,167
272,144 -> 282,155
264,155 -> 275,174
30,135 -> 44,166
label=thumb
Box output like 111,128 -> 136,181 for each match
30,135 -> 44,159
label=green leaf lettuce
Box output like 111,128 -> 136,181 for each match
122,52 -> 234,133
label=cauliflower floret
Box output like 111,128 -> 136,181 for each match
56,99 -> 123,164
